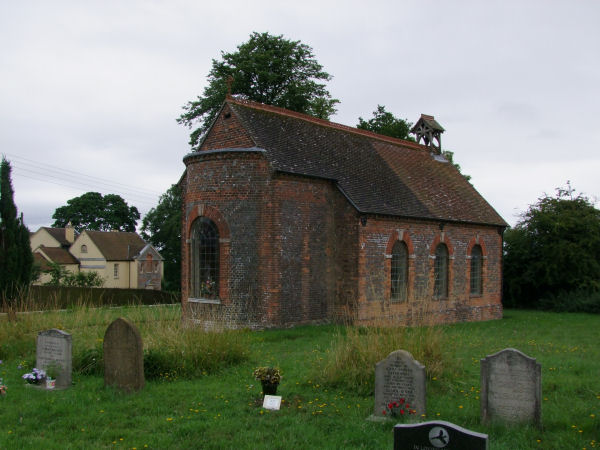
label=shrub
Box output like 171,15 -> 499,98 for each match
538,289 -> 600,314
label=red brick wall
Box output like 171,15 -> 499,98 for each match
200,104 -> 255,150
356,217 -> 503,325
181,106 -> 503,328
181,149 -> 271,327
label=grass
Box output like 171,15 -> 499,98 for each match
0,307 -> 599,449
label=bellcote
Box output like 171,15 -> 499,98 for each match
410,114 -> 445,154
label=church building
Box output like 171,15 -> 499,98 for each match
180,97 -> 507,328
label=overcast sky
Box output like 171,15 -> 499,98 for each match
1,0 -> 598,231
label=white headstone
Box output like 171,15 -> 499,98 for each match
480,348 -> 541,426
374,349 -> 426,417
36,329 -> 72,389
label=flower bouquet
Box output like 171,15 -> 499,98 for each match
22,368 -> 47,385
382,398 -> 416,418
253,366 -> 281,395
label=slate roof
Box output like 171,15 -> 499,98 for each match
223,98 -> 506,227
85,231 -> 147,261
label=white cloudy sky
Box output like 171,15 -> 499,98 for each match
1,0 -> 598,231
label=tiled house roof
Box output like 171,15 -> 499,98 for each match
223,98 -> 507,227
42,227 -> 77,247
36,246 -> 80,265
85,231 -> 147,261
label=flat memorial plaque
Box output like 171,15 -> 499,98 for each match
394,421 -> 488,450
263,395 -> 281,411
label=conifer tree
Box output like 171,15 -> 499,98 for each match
0,157 -> 33,301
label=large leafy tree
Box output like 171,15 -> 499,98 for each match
0,157 -> 34,300
357,105 -> 470,180
357,105 -> 413,140
52,192 -> 140,233
177,31 -> 339,149
141,184 -> 181,292
503,184 -> 600,308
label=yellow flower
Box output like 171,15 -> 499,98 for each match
459,405 -> 463,409
166,418 -> 173,422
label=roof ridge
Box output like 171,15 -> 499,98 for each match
226,96 -> 427,151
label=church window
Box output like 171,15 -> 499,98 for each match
391,241 -> 408,302
190,217 -> 219,299
434,243 -> 449,298
470,245 -> 483,296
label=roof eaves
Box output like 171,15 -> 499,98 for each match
183,147 -> 267,163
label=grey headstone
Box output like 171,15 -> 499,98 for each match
374,349 -> 426,417
36,329 -> 72,389
394,420 -> 488,450
103,317 -> 145,392
480,348 -> 541,426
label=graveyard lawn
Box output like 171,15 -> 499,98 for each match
0,307 -> 598,449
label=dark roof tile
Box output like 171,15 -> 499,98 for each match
222,98 -> 506,227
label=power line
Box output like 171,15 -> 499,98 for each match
3,152 -> 163,198
12,170 -> 159,208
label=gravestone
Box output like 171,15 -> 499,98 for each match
480,348 -> 541,426
103,317 -> 145,392
394,420 -> 488,450
36,329 -> 72,389
374,350 -> 426,417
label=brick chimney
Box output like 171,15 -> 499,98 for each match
65,222 -> 75,244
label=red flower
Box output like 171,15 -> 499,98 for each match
399,398 -> 405,404
382,410 -> 387,415
388,402 -> 393,409
400,409 -> 405,415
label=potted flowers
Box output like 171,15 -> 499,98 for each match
253,366 -> 281,395
22,367 -> 47,386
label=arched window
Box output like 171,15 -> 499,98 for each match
190,217 -> 219,299
391,241 -> 408,302
470,244 -> 483,296
434,243 -> 449,298
80,244 -> 87,253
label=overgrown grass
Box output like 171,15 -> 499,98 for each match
0,304 -> 250,381
313,324 -> 452,395
0,308 -> 599,449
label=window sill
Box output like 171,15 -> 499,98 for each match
188,297 -> 221,305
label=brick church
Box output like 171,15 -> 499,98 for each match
180,97 -> 507,328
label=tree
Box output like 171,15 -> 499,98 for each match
0,157 -> 34,300
503,183 -> 600,308
44,262 -> 105,287
52,192 -> 140,233
177,31 -> 339,149
357,105 -> 470,180
357,105 -> 413,140
141,184 -> 181,292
